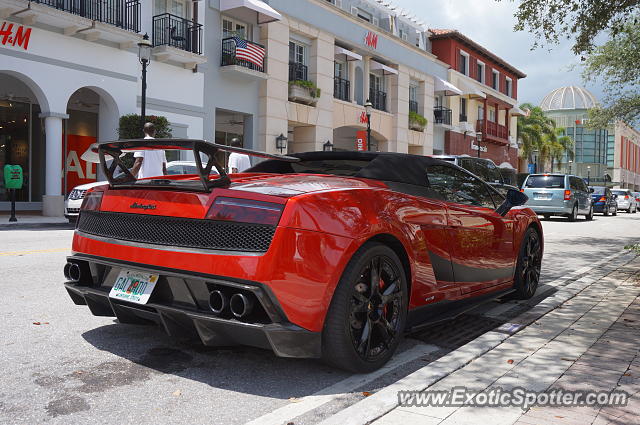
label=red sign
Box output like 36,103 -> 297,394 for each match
356,130 -> 368,151
0,21 -> 31,50
65,135 -> 97,194
364,31 -> 378,49
359,111 -> 369,124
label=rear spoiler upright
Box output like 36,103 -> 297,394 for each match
98,139 -> 300,192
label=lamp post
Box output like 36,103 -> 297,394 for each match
475,131 -> 483,158
138,33 -> 152,131
275,133 -> 288,154
587,166 -> 591,185
364,99 -> 373,151
323,140 -> 333,152
568,160 -> 573,175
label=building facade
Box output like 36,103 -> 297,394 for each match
429,29 -> 526,170
540,86 -> 609,183
611,121 -> 640,191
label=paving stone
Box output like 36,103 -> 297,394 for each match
372,408 -> 442,425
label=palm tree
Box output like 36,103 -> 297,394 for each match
517,103 -> 573,172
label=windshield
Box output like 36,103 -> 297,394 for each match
525,175 -> 565,188
612,190 -> 628,196
590,187 -> 606,194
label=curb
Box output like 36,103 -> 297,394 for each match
0,222 -> 75,230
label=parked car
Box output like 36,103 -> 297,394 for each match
612,189 -> 638,213
65,161 -> 198,222
521,174 -> 593,221
589,186 -> 617,216
64,140 -> 543,373
431,155 -> 519,196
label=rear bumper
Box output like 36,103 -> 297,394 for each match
528,205 -> 573,215
64,255 -> 321,358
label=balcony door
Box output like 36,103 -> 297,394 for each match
222,17 -> 248,40
154,0 -> 188,18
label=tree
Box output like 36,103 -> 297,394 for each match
118,114 -> 173,139
583,21 -> 640,127
499,0 -> 640,55
517,104 -> 574,172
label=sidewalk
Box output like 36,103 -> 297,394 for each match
0,214 -> 72,230
321,252 -> 640,425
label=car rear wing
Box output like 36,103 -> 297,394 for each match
98,139 -> 299,192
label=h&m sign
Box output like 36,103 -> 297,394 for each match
0,21 -> 31,50
364,31 -> 378,49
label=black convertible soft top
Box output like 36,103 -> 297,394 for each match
248,151 -> 453,187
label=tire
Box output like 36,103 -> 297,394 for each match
585,207 -> 594,221
322,242 -> 408,373
604,207 -> 609,217
543,214 -> 551,220
512,228 -> 542,300
613,207 -> 618,216
568,204 -> 578,222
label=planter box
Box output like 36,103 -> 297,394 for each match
289,84 -> 317,106
409,120 -> 425,132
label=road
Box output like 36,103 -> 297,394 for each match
0,212 -> 638,425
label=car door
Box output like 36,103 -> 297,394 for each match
427,164 -> 516,294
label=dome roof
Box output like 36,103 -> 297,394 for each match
540,86 -> 598,111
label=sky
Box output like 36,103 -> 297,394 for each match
394,0 -> 606,106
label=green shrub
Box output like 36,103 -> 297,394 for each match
409,111 -> 428,127
289,80 -> 321,98
118,114 -> 173,139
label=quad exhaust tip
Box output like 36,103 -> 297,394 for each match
208,290 -> 227,314
230,293 -> 254,318
64,262 -> 81,282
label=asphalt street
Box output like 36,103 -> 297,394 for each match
0,212 -> 638,425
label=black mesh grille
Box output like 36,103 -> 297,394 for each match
77,211 -> 276,252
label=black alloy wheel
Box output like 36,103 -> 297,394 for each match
604,206 -> 610,216
568,204 -> 578,222
513,228 -> 542,300
585,207 -> 594,221
322,243 -> 407,373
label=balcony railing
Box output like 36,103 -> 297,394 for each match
370,89 -> 387,111
409,100 -> 419,114
334,77 -> 350,101
434,106 -> 452,125
152,13 -> 202,54
289,62 -> 308,81
477,120 -> 508,140
221,37 -> 266,72
459,114 -> 468,123
33,0 -> 140,32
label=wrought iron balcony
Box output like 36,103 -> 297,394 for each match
370,89 -> 387,111
289,62 -> 308,81
222,37 -> 266,73
434,106 -> 452,125
334,77 -> 350,102
152,13 -> 202,54
409,100 -> 419,114
33,0 -> 140,32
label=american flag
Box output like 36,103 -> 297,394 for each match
234,37 -> 265,68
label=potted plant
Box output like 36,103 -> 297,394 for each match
409,111 -> 428,132
288,80 -> 321,106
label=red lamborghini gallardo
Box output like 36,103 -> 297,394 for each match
64,140 -> 543,372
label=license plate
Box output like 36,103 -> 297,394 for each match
534,192 -> 552,200
108,269 -> 159,305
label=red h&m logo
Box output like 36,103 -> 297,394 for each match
359,111 -> 369,124
0,21 -> 31,50
364,31 -> 378,49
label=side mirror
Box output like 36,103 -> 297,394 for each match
590,188 -> 595,193
496,189 -> 529,217
613,194 -> 618,199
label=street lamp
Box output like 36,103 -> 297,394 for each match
364,99 -> 373,152
323,140 -> 333,152
275,133 -> 288,154
475,131 -> 483,158
587,165 -> 591,185
138,33 -> 153,131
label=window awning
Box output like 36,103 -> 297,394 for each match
434,76 -> 463,96
457,79 -> 486,99
334,46 -> 362,61
499,161 -> 516,170
511,105 -> 528,116
220,0 -> 282,25
370,60 -> 398,75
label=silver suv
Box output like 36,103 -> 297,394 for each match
612,189 -> 638,213
522,174 -> 593,221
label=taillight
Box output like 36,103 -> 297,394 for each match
599,196 -> 606,202
80,191 -> 103,211
206,197 -> 284,226
520,189 -> 524,193
564,190 -> 571,201
625,195 -> 630,200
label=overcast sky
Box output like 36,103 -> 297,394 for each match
394,0 -> 606,106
